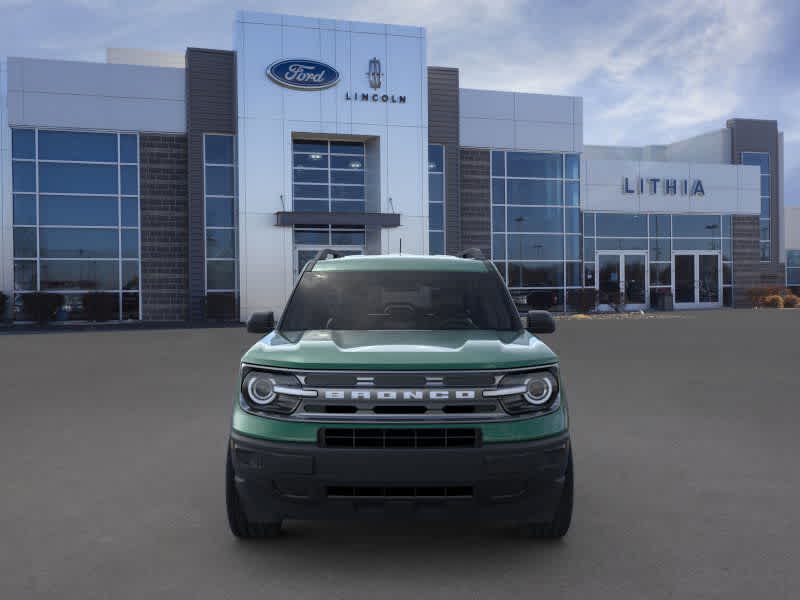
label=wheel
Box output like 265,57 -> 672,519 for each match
226,445 -> 282,539
520,449 -> 573,539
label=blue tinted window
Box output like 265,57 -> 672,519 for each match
122,261 -> 139,290
39,228 -> 118,258
565,154 -> 580,179
122,229 -> 139,258
673,214 -> 721,237
583,238 -> 594,261
293,140 -> 328,154
120,135 -> 138,163
673,238 -> 721,251
39,163 -> 118,194
12,161 -> 36,192
787,250 -> 800,268
331,155 -> 363,169
649,214 -> 671,237
507,262 -> 564,287
761,197 -> 770,218
492,235 -> 505,260
205,135 -> 234,164
649,238 -> 671,261
760,175 -> 770,196
332,201 -> 365,213
14,261 -> 37,291
294,184 -> 328,199
759,220 -> 770,240
596,238 -> 647,251
295,230 -> 329,244
122,293 -> 139,320
121,165 -> 138,195
428,174 -> 444,203
428,145 -> 444,172
13,227 -> 37,258
507,153 -> 562,178
294,153 -> 329,168
12,129 -> 35,159
565,208 -> 580,233
207,229 -> 236,258
206,166 -> 235,195
721,215 -> 732,237
566,262 -> 581,287
331,170 -> 364,185
565,181 -> 579,206
330,141 -> 364,155
13,194 -> 36,225
206,197 -> 234,227
38,130 -> 117,162
331,231 -> 365,245
40,260 -> 119,290
429,232 -> 444,255
722,238 -> 732,261
491,151 -> 505,177
507,180 -> 562,205
741,152 -> 769,174
507,234 -> 564,260
583,213 -> 595,236
294,168 -> 329,184
331,185 -> 364,200
492,179 -> 505,205
492,206 -> 505,232
507,206 -> 563,233
595,213 -> 647,237
429,202 -> 444,230
121,198 -> 139,227
760,242 -> 770,261
294,200 -> 328,212
207,260 -> 236,290
40,195 -> 118,226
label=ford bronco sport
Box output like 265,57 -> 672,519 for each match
226,250 -> 572,538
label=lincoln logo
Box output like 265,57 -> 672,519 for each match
324,390 -> 477,401
266,59 -> 341,90
367,57 -> 382,89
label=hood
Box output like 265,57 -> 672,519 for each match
241,330 -> 557,371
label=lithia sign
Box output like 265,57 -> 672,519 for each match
267,57 -> 407,103
623,177 -> 705,196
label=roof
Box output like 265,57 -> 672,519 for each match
311,254 -> 489,273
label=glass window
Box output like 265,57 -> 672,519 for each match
121,229 -> 139,258
122,293 -> 140,320
330,141 -> 364,155
205,135 -> 234,164
723,263 -> 732,285
723,287 -> 732,307
596,238 -> 647,251
491,151 -> 505,177
331,230 -> 366,246
507,206 -> 563,233
759,219 -> 770,241
12,161 -> 36,192
294,153 -> 329,168
429,232 -> 444,255
507,152 -> 562,178
428,173 -> 444,203
332,201 -> 365,213
583,213 -> 595,237
507,262 -> 564,287
565,208 -> 580,233
722,238 -> 732,262
293,140 -> 328,154
649,214 -> 671,238
721,215 -> 732,237
760,242 -> 770,262
760,175 -> 770,197
331,170 -> 364,185
492,206 -> 505,232
120,135 -> 138,163
507,234 -> 564,260
294,184 -> 329,199
428,145 -> 444,172
14,261 -> 37,291
294,229 -> 329,245
39,195 -> 118,226
13,194 -> 36,225
206,197 -> 235,227
13,228 -> 37,258
565,235 -> 581,261
492,179 -> 505,205
583,238 -> 594,262
787,251 -> 800,268
649,238 -> 671,261
122,261 -> 139,290
331,185 -> 364,200
565,154 -> 580,180
40,260 -> 119,290
39,228 -> 118,258
507,180 -> 562,205
207,229 -> 236,258
38,130 -> 117,162
331,155 -> 363,170
493,235 -> 506,260
121,165 -> 138,195
565,181 -> 580,206
741,152 -> 769,174
12,129 -> 36,159
39,163 -> 118,194
584,262 -> 595,287
121,198 -> 139,227
293,168 -> 328,184
206,166 -> 235,196
429,203 -> 444,231
566,262 -> 581,287
673,238 -> 721,251
650,264 -> 671,286
673,214 -> 720,237
207,260 -> 236,290
787,267 -> 800,285
595,213 -> 647,237
761,197 -> 770,219
295,200 -> 328,212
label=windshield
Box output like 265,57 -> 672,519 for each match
280,269 -> 521,332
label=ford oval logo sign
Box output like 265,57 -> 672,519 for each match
267,59 -> 340,90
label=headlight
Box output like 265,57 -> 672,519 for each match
523,373 -> 556,406
240,368 -> 314,414
487,368 -> 559,415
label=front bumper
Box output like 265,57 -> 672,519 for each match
230,430 -> 570,522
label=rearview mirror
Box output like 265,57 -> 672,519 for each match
247,311 -> 275,334
526,310 -> 555,334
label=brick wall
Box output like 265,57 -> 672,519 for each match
459,149 -> 491,257
139,134 -> 189,321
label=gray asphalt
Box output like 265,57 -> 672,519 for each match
1,309 -> 799,599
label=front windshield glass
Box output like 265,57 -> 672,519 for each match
280,269 -> 521,332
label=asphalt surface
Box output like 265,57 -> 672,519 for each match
1,309 -> 799,599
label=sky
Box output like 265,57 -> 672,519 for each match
1,0 -> 798,205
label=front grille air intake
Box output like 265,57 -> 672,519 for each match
320,427 -> 480,448
327,485 -> 473,499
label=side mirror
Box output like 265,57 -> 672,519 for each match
247,311 -> 275,334
526,310 -> 555,334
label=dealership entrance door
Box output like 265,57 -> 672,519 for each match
672,252 -> 722,309
596,252 -> 648,311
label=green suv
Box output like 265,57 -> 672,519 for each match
226,251 -> 572,538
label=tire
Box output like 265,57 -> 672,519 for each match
521,449 -> 573,539
226,445 -> 282,539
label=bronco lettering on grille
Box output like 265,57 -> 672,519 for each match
322,390 -> 477,401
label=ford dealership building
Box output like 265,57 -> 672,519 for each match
0,11 -> 791,322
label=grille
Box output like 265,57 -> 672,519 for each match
327,485 -> 473,499
320,427 -> 480,448
302,373 -> 496,387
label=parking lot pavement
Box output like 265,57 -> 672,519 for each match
1,309 -> 799,599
